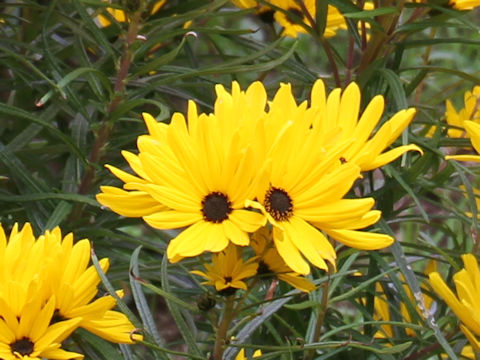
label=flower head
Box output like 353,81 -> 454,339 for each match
191,244 -> 258,293
429,254 -> 480,353
97,86 -> 267,263
0,294 -> 83,360
0,223 -> 140,345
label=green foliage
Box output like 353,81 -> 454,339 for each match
2,0 -> 480,359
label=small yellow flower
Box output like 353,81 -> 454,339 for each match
191,244 -> 258,292
429,254 -> 480,353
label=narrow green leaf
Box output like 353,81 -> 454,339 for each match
43,201 -> 73,231
160,256 -> 202,357
129,246 -> 169,358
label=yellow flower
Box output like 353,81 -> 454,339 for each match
97,85 -> 267,263
97,0 -> 166,27
235,348 -> 262,359
309,80 -> 421,171
230,0 -> 347,38
191,244 -> 258,292
251,226 -> 315,292
429,254 -> 480,353
0,292 -> 83,360
449,0 -> 480,9
271,0 -> 347,38
446,120 -> 480,162
0,223 -> 140,344
445,86 -> 480,138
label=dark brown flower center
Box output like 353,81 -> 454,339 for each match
11,337 -> 34,356
286,8 -> 304,25
224,276 -> 233,283
201,192 -> 232,223
264,186 -> 293,221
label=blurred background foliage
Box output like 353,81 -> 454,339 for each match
1,0 -> 480,359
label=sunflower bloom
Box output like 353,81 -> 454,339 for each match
97,86 -> 267,263
246,81 -> 394,275
251,226 -> 315,292
191,244 -> 258,292
446,120 -> 480,162
0,223 -> 140,344
429,254 -> 480,353
0,291 -> 83,360
309,80 -> 421,171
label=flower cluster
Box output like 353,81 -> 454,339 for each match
97,79 -> 420,291
0,223 -> 140,360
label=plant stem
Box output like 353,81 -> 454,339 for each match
212,295 -> 236,360
68,11 -> 142,222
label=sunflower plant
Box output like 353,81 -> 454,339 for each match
2,0 -> 480,359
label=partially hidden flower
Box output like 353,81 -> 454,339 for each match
309,80 -> 421,172
190,244 -> 258,293
446,120 -> 480,162
230,0 -> 347,38
449,0 -> 480,10
97,0 -> 166,27
0,294 -> 83,360
251,226 -> 315,292
235,348 -> 262,359
445,86 -> 480,138
429,254 -> 480,353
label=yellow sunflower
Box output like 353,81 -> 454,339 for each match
251,226 -> 315,292
0,223 -> 140,344
0,292 -> 83,360
190,244 -> 258,292
446,120 -> 480,162
97,84 -> 267,263
429,254 -> 480,354
97,0 -> 166,27
246,81 -> 398,275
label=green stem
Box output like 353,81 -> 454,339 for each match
213,295 -> 236,360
